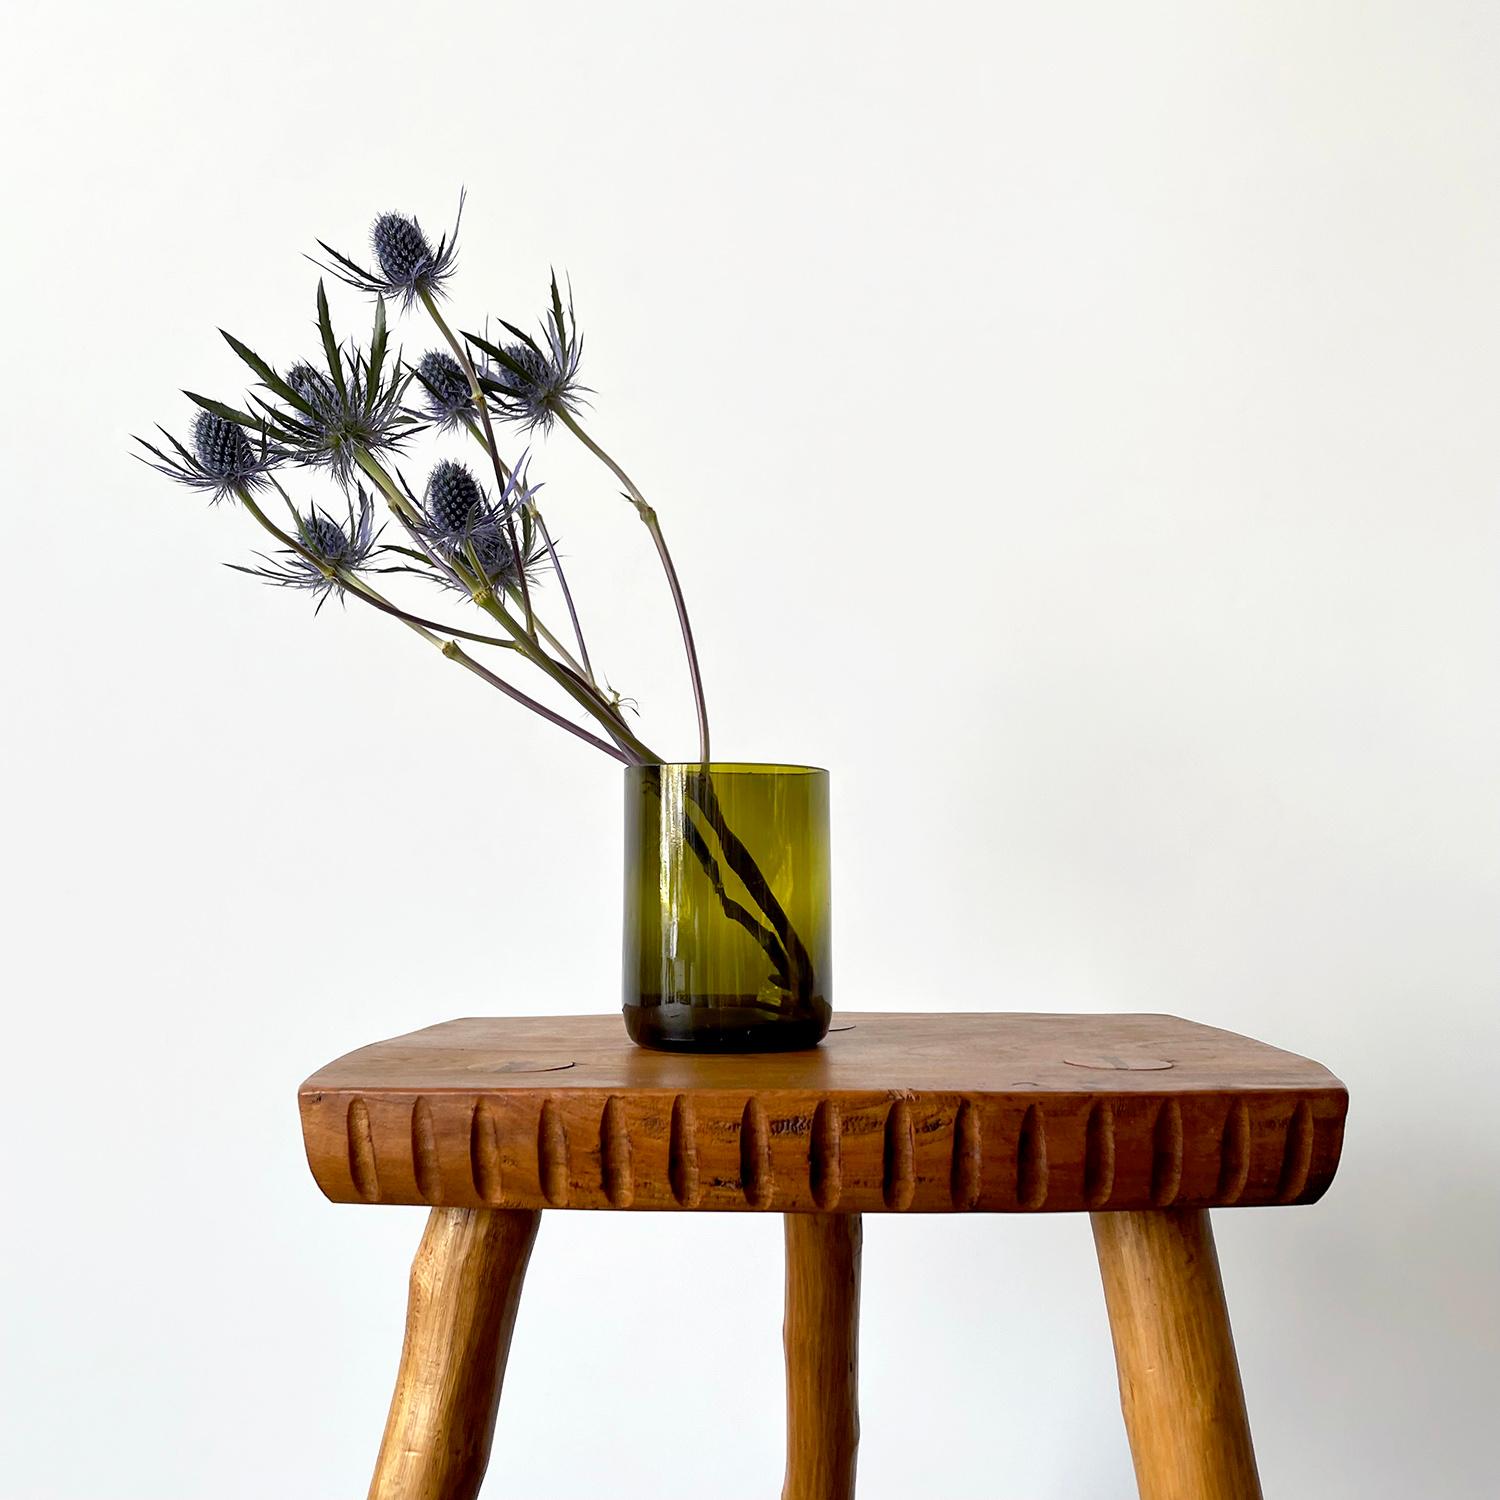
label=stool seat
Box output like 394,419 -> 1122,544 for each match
303,1012 -> 1348,1500
300,1011 -> 1346,1214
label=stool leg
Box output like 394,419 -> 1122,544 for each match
1091,1209 -> 1262,1500
782,1212 -> 861,1500
368,1206 -> 540,1500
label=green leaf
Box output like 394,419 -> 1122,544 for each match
383,543 -> 434,564
460,535 -> 490,586
221,329 -> 319,417
462,329 -> 505,361
316,281 -> 348,403
463,330 -> 530,380
315,240 -> 376,284
246,393 -> 306,441
183,390 -> 258,427
495,317 -> 543,353
549,270 -> 566,348
368,295 -> 389,390
135,430 -> 193,467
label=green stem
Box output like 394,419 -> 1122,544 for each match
460,415 -> 597,686
352,449 -> 421,526
234,490 -> 628,762
468,578 -> 658,764
504,584 -> 585,678
554,406 -> 710,764
435,640 -> 630,764
236,486 -> 811,998
527,499 -> 594,680
420,289 -> 535,635
352,448 -> 658,763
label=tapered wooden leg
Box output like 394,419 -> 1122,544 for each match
1092,1209 -> 1262,1500
782,1212 -> 861,1500
368,1207 -> 540,1500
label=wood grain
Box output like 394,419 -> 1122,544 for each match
368,1207 -> 539,1500
782,1213 -> 861,1500
1092,1209 -> 1262,1500
300,1013 -> 1347,1212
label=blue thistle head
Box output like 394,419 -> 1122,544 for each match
315,194 -> 464,310
423,459 -> 487,540
413,350 -> 472,430
464,520 -> 549,596
287,362 -> 337,421
485,342 -> 561,427
194,411 -> 253,477
303,511 -> 356,563
409,457 -> 547,596
229,486 -> 382,611
135,404 -> 283,503
372,215 -> 436,288
473,274 -> 587,432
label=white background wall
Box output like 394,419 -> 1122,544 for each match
3,3 -> 1496,1495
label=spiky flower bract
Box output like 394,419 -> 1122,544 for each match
272,343 -> 415,483
134,407 -> 283,503
230,486 -> 381,610
412,350 -> 473,430
465,514 -> 550,596
469,273 -> 588,432
409,457 -> 547,595
197,286 -> 418,485
315,194 -> 464,310
485,341 -> 559,425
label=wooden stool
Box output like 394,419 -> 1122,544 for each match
299,1013 -> 1346,1499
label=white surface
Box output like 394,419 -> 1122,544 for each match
3,3 -> 1497,1496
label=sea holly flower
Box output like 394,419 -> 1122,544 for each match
269,342 -> 416,483
423,459 -> 489,541
468,273 -> 587,431
408,458 -> 547,595
136,193 -> 709,774
229,487 -> 382,610
286,362 -> 337,420
199,286 -> 419,485
411,350 -> 473,430
134,408 -> 283,503
315,196 -> 464,310
464,511 -> 550,596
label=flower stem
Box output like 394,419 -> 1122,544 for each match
528,499 -> 594,679
554,406 -> 710,764
232,484 -> 811,999
460,414 -> 597,685
351,448 -> 658,763
467,579 -> 657,763
234,489 -> 629,762
436,640 -> 630,763
352,450 -> 421,527
419,289 -> 536,635
357,444 -> 585,675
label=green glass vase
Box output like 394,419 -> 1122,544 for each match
623,763 -> 832,1052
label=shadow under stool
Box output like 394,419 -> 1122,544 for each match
299,1012 -> 1347,1500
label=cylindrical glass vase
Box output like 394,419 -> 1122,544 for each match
623,763 -> 831,1052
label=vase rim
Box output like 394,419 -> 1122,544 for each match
628,761 -> 828,776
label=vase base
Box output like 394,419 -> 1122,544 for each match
624,998 -> 830,1053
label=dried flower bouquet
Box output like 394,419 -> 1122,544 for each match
137,197 -> 821,1031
